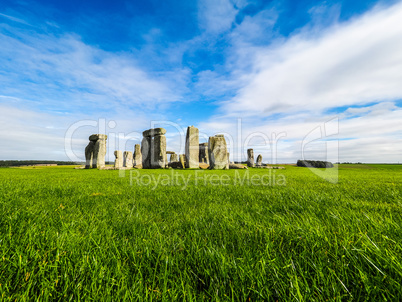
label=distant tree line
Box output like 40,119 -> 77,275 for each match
297,160 -> 334,168
0,160 -> 83,167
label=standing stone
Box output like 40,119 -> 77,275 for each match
256,154 -> 263,166
142,128 -> 167,169
123,151 -> 133,168
152,134 -> 167,169
85,141 -> 95,169
179,154 -> 186,169
85,134 -> 107,169
114,151 -> 123,169
170,153 -> 178,162
141,136 -> 151,169
247,149 -> 255,168
185,126 -> 199,168
133,144 -> 142,168
199,143 -> 209,164
208,135 -> 228,169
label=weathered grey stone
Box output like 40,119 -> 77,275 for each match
256,154 -> 262,166
141,136 -> 151,169
141,128 -> 167,169
229,163 -> 248,169
142,128 -> 166,137
179,154 -> 186,169
185,126 -> 199,168
208,135 -> 228,169
199,143 -> 209,164
93,136 -> 107,169
133,144 -> 142,168
247,149 -> 255,167
123,151 -> 133,168
151,134 -> 166,169
89,134 -> 107,142
85,134 -> 107,169
170,153 -> 178,162
85,141 -> 95,169
114,150 -> 123,169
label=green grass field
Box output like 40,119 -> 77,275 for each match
0,164 -> 401,301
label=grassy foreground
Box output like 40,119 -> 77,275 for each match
0,164 -> 401,301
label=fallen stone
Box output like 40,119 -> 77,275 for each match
229,163 -> 248,169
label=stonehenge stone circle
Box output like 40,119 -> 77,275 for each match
199,142 -> 209,164
256,154 -> 262,166
114,151 -> 123,169
208,135 -> 229,169
247,149 -> 255,167
141,128 -> 167,169
123,151 -> 133,168
133,144 -> 142,168
85,134 -> 107,169
185,126 -> 199,168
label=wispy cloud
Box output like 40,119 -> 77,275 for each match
220,2 -> 402,116
0,25 -> 186,115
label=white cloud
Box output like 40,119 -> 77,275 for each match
222,2 -> 402,116
198,0 -> 237,34
0,26 -> 184,114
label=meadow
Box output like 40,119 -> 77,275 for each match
0,164 -> 401,301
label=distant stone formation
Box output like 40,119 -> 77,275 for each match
247,149 -> 255,168
208,135 -> 228,169
133,144 -> 142,168
199,143 -> 209,164
166,151 -> 175,155
123,151 -> 133,168
85,134 -> 107,169
114,151 -> 123,169
256,154 -> 262,166
185,126 -> 199,168
142,128 -> 167,169
170,153 -> 178,163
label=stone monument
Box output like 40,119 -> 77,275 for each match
247,149 -> 255,167
208,135 -> 229,169
123,151 -> 133,168
85,134 -> 107,169
256,154 -> 262,166
185,126 -> 199,168
114,151 -> 123,169
141,128 -> 167,169
133,144 -> 142,168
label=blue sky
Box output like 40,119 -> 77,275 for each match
0,0 -> 401,163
